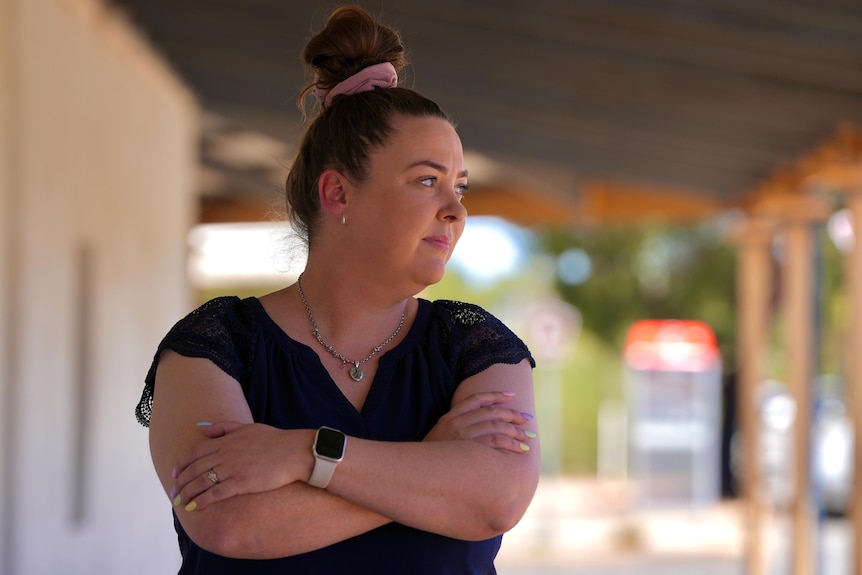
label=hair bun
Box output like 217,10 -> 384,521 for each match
302,6 -> 406,97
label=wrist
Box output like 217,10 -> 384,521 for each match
308,426 -> 346,489
301,429 -> 317,484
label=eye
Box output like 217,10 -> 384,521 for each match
419,176 -> 436,187
456,183 -> 470,197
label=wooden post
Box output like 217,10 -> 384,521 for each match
836,175 -> 862,575
783,217 -> 817,575
768,193 -> 831,575
747,191 -> 831,575
730,216 -> 775,575
808,162 -> 862,575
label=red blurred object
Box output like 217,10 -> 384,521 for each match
624,319 -> 720,372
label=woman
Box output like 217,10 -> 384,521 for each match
136,5 -> 540,574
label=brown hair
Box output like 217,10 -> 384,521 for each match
285,5 -> 452,246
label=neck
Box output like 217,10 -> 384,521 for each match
293,267 -> 412,360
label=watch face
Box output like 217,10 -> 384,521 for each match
316,427 -> 346,459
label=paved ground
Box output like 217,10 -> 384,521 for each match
494,477 -> 850,575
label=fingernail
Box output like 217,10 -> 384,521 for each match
172,494 -> 182,507
185,501 -> 197,512
521,412 -> 535,420
525,430 -> 537,439
501,391 -> 516,397
196,422 -> 212,427
171,467 -> 178,479
170,487 -> 177,499
519,442 -> 530,452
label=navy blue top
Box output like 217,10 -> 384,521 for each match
137,296 -> 534,575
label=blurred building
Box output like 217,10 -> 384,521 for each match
0,0 -> 196,572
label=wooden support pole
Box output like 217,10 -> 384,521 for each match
772,193 -> 830,575
749,191 -> 830,575
811,163 -> 862,575
730,216 -> 775,575
839,177 -> 862,575
782,216 -> 817,575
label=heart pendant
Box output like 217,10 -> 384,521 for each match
349,366 -> 365,382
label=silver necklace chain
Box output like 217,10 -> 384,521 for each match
296,273 -> 405,382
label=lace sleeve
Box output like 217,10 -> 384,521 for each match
135,296 -> 257,427
434,300 -> 535,382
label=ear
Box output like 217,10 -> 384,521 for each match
318,168 -> 349,219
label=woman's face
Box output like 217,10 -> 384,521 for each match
346,114 -> 468,292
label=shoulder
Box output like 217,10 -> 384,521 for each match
154,296 -> 259,382
431,299 -> 491,326
164,296 -> 259,341
139,296 -> 257,427
429,300 -> 520,341
177,295 -> 251,326
428,299 -> 536,380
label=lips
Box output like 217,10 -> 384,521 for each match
424,235 -> 451,251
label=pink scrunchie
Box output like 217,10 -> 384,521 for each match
313,62 -> 398,107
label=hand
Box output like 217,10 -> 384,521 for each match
172,422 -> 314,513
424,391 -> 535,454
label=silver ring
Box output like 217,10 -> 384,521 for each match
207,469 -> 218,484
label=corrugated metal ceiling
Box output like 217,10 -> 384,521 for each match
108,0 -> 862,216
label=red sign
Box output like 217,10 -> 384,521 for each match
624,319 -> 720,372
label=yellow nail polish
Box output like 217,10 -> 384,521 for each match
185,501 -> 197,512
525,430 -> 537,439
519,442 -> 530,452
173,495 -> 182,507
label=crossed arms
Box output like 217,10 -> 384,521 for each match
148,350 -> 540,559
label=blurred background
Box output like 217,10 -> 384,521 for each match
2,0 -> 862,573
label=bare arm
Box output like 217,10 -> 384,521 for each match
154,352 -> 538,558
148,351 -> 391,558
324,359 -> 540,539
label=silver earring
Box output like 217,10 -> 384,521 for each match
341,213 -> 346,226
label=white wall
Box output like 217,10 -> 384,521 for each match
0,0 -> 198,572
0,0 -> 15,571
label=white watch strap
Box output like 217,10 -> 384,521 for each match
308,456 -> 338,489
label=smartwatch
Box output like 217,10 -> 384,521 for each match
308,426 -> 346,489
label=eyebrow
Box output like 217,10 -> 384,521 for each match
408,160 -> 468,178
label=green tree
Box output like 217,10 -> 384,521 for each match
539,221 -> 737,370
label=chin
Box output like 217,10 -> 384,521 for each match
412,267 -> 446,291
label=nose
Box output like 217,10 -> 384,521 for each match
440,189 -> 467,223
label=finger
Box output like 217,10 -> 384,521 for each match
434,407 -> 526,443
448,391 -> 516,417
174,451 -> 222,496
472,433 -> 533,454
451,405 -> 531,430
174,442 -> 220,481
457,416 -> 533,442
174,464 -> 225,508
196,420 -> 244,438
177,470 -> 237,513
175,421 -> 246,475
